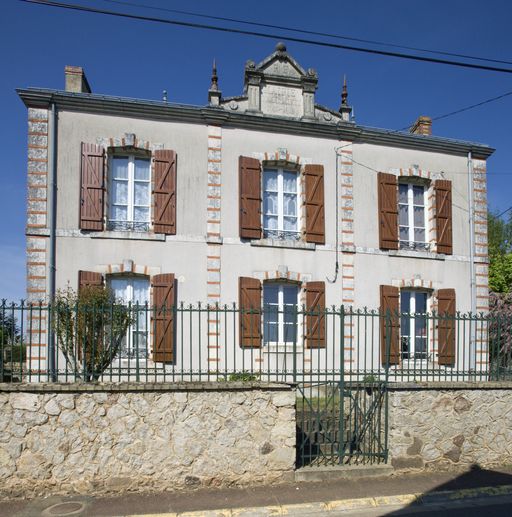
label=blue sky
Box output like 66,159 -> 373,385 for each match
1,0 -> 511,301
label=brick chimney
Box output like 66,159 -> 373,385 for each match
410,116 -> 432,136
64,66 -> 91,93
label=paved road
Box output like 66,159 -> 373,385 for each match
334,495 -> 512,517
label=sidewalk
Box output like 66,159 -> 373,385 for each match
3,465 -> 512,517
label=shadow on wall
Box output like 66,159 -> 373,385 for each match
384,464 -> 512,516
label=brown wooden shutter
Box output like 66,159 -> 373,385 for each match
78,270 -> 103,289
80,143 -> 105,231
153,150 -> 177,235
437,288 -> 456,366
380,285 -> 400,365
239,156 -> 262,239
435,180 -> 453,255
239,277 -> 262,347
305,281 -> 326,348
304,164 -> 325,244
378,173 -> 398,250
151,273 -> 175,362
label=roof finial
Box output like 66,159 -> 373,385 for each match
210,58 -> 219,92
339,75 -> 352,122
341,75 -> 348,106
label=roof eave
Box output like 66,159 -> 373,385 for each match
16,88 -> 495,159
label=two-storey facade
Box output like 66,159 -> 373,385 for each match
18,44 -> 493,377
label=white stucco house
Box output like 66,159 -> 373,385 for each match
18,43 -> 493,378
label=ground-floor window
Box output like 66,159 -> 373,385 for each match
400,290 -> 428,360
263,283 -> 299,345
109,276 -> 150,358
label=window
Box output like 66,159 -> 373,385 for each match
400,290 -> 428,360
110,276 -> 150,358
263,283 -> 299,345
109,156 -> 151,231
263,168 -> 299,240
398,183 -> 427,250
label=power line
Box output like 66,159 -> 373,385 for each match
496,206 -> 512,218
101,0 -> 512,67
21,0 -> 512,75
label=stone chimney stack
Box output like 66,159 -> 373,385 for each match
65,66 -> 91,93
410,116 -> 432,136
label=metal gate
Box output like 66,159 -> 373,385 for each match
296,379 -> 389,467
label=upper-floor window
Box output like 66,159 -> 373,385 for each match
239,156 -> 325,245
398,183 -> 427,250
109,156 -> 151,232
263,168 -> 299,240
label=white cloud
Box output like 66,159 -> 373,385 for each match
0,245 -> 26,302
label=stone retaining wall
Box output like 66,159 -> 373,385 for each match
0,382 -> 295,499
388,383 -> 512,471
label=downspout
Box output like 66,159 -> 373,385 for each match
467,151 -> 477,371
327,147 -> 340,284
47,101 -> 58,381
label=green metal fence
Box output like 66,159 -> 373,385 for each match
0,300 -> 510,384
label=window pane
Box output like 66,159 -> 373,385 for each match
283,216 -> 298,232
399,184 -> 408,203
416,292 -> 427,313
283,323 -> 297,343
401,291 -> 411,313
263,285 -> 279,305
264,192 -> 278,214
112,180 -> 128,205
283,285 -> 298,305
413,206 -> 424,227
111,205 -> 128,222
413,185 -> 424,205
134,182 -> 150,206
134,207 -> 149,222
132,278 -> 149,304
399,226 -> 409,241
283,171 -> 297,193
264,215 -> 278,231
264,323 -> 278,343
263,170 -> 278,191
399,204 -> 408,225
112,157 -> 129,179
414,228 -> 425,242
110,278 -> 129,302
283,193 -> 297,216
134,158 -> 150,180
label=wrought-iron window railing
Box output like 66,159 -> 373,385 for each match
106,221 -> 150,232
399,240 -> 430,251
262,229 -> 301,241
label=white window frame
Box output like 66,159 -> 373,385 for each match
109,275 -> 150,360
400,289 -> 430,361
109,155 -> 151,231
262,167 -> 300,240
263,282 -> 300,347
399,182 -> 428,250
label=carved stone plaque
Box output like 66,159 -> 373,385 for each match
260,84 -> 303,117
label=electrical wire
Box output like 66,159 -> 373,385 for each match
20,0 -> 512,75
101,0 -> 512,67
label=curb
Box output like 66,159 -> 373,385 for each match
125,484 -> 512,516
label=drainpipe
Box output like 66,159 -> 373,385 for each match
47,101 -> 58,381
468,152 -> 477,371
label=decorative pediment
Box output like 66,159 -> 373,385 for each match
215,42 -> 353,123
254,43 -> 308,80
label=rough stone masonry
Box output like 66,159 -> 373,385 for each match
388,383 -> 512,470
0,383 -> 296,499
